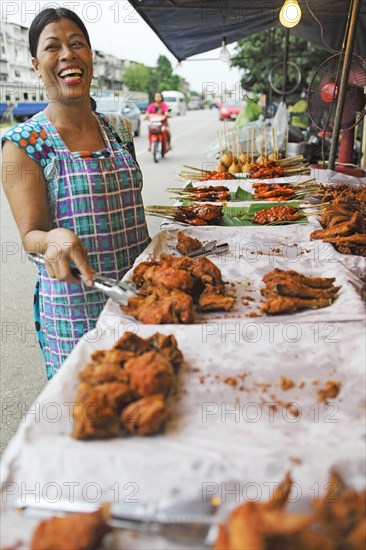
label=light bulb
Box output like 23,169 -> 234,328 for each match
219,38 -> 231,63
279,0 -> 302,28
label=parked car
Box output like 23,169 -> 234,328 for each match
136,101 -> 149,113
95,97 -> 141,136
219,100 -> 244,121
162,91 -> 187,116
187,98 -> 204,110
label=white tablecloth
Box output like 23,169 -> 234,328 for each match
1,178 -> 365,548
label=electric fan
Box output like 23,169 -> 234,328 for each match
308,53 -> 366,175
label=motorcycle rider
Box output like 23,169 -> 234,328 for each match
146,92 -> 171,150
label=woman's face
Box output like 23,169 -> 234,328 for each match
154,93 -> 163,103
32,18 -> 93,105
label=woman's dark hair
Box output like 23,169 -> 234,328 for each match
29,8 -> 91,57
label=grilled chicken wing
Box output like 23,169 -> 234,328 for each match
262,295 -> 333,314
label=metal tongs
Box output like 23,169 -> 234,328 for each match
188,240 -> 229,258
18,496 -> 221,546
27,252 -> 136,305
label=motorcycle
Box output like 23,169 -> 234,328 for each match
147,113 -> 169,163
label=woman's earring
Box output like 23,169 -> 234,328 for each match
38,74 -> 43,84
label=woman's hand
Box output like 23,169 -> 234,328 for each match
43,228 -> 95,286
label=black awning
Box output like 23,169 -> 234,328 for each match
128,1 -> 366,61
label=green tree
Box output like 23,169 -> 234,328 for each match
123,55 -> 187,100
122,62 -> 150,92
231,28 -> 328,101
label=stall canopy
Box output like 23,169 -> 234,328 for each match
128,0 -> 366,61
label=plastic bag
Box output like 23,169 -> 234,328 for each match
272,101 -> 288,152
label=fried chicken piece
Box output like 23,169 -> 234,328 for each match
345,517 -> 366,550
79,361 -> 129,386
177,231 -> 202,255
30,508 -> 110,550
72,381 -> 134,440
313,471 -> 365,542
198,284 -> 235,311
284,529 -> 335,550
214,525 -> 230,550
323,234 -> 366,245
124,351 -> 176,397
143,264 -> 195,293
113,331 -> 148,353
263,269 -> 336,289
121,395 -> 169,435
262,295 -> 333,314
132,260 -> 158,287
190,256 -> 225,288
160,253 -> 196,271
310,212 -> 364,240
337,244 -> 366,256
145,333 -> 183,371
122,285 -> 195,324
224,502 -> 265,550
275,281 -> 339,300
90,348 -> 136,367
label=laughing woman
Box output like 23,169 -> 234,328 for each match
2,8 -> 149,379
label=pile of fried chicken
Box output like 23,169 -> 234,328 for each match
30,508 -> 110,550
214,470 -> 365,550
122,254 -> 235,324
310,184 -> 366,256
252,205 -> 305,225
72,332 -> 183,440
261,269 -> 340,314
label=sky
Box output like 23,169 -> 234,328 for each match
3,0 -> 243,94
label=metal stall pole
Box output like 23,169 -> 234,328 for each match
328,0 -> 362,170
282,28 -> 290,104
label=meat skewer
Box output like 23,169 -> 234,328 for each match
252,205 -> 306,224
145,204 -> 223,226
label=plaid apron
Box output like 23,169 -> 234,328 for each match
31,112 -> 149,379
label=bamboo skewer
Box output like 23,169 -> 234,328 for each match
183,165 -> 209,173
271,126 -> 275,157
264,127 -> 267,159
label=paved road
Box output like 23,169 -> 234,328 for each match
0,108 -> 225,452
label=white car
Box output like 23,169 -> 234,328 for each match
162,91 -> 187,116
94,97 -> 141,136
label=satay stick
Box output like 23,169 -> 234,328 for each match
237,130 -> 241,157
217,130 -> 223,161
264,127 -> 267,159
